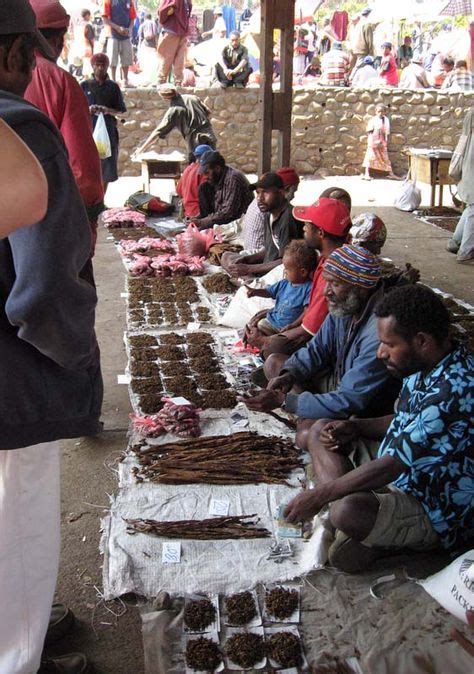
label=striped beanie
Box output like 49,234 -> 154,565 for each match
325,244 -> 381,289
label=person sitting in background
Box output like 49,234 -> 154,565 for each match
303,56 -> 321,78
239,167 -> 300,255
399,56 -> 430,89
194,150 -> 253,229
81,53 -> 127,196
176,144 -> 213,218
379,42 -> 398,87
242,245 -> 401,435
442,60 -> 474,91
351,55 -> 378,87
182,61 -> 197,87
428,54 -> 451,87
216,30 -> 252,88
320,41 -> 350,86
283,285 -> 473,574
222,172 -> 303,278
245,240 -> 317,342
398,35 -> 413,68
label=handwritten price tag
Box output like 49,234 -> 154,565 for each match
162,541 -> 181,564
209,498 -> 230,517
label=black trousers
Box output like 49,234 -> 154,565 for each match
215,63 -> 253,87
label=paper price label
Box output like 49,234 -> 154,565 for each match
162,541 -> 181,564
209,498 -> 230,517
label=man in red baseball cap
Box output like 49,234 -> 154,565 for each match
247,191 -> 352,363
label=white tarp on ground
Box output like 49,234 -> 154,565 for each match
101,411 -> 332,600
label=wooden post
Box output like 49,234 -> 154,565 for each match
257,0 -> 295,175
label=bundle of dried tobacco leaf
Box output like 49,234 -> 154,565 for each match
225,591 -> 257,625
265,587 -> 299,620
124,515 -> 271,539
225,632 -> 265,668
266,631 -> 302,667
185,637 -> 222,671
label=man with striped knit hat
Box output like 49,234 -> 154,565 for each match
243,244 -> 401,446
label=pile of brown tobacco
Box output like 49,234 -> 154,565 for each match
265,586 -> 299,620
185,637 -> 222,671
225,632 -> 265,668
225,591 -> 257,625
124,514 -> 271,540
202,272 -> 236,294
184,598 -> 216,631
266,631 -> 302,667
133,432 -> 302,485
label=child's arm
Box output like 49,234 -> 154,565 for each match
245,285 -> 271,299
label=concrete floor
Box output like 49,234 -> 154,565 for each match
48,175 -> 472,674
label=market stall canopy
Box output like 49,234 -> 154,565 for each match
439,0 -> 472,15
370,0 -> 460,21
247,1 -> 324,33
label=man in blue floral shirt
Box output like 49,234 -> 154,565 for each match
283,284 -> 473,573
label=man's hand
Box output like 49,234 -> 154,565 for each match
239,389 -> 285,412
228,262 -> 251,277
245,284 -> 258,298
319,420 -> 360,451
267,372 -> 294,394
167,7 -> 174,15
245,325 -> 265,349
284,488 -> 325,523
225,69 -> 233,80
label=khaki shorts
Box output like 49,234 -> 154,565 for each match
257,317 -> 279,335
107,37 -> 133,68
363,486 -> 440,550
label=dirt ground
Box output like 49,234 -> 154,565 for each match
46,176 -> 473,674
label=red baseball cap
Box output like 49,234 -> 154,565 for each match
293,197 -> 351,236
276,167 -> 300,187
30,0 -> 70,29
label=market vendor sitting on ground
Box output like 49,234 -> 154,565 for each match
216,30 -> 253,89
245,193 -> 352,358
137,85 -> 216,161
236,167 -> 300,255
81,53 -> 127,196
176,144 -> 213,219
221,172 -> 303,278
244,240 -> 317,343
193,149 -> 253,229
283,285 -> 474,573
242,245 -> 401,444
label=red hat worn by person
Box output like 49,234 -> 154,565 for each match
29,0 -> 70,29
91,52 -> 110,68
293,197 -> 351,236
276,167 -> 300,187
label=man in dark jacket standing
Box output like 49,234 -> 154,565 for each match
0,2 -> 102,673
157,0 -> 192,86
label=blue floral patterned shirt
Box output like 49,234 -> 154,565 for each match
378,343 -> 474,549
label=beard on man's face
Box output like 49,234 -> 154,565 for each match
327,287 -> 365,318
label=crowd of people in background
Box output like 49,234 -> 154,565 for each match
58,3 -> 474,92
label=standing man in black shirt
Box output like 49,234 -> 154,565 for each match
81,52 -> 127,195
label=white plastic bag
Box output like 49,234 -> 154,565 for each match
419,550 -> 474,623
93,112 -> 111,159
394,175 -> 421,211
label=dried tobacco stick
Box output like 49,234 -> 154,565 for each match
124,514 -> 271,539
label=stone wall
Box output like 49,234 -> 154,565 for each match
119,87 -> 474,177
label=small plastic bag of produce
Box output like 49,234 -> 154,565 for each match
93,113 -> 111,159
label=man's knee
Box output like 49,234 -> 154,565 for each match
263,353 -> 288,380
262,335 -> 293,359
330,493 -> 379,541
295,418 -> 315,450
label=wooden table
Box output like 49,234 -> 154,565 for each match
132,151 -> 186,193
407,149 -> 454,208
